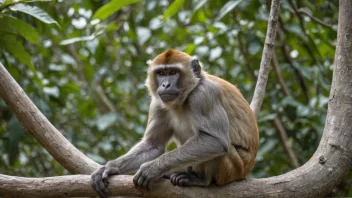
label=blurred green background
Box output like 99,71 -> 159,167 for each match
0,0 -> 350,196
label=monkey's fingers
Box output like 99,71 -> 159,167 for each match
95,180 -> 110,198
102,166 -> 119,180
175,175 -> 188,186
170,172 -> 183,185
90,178 -> 109,198
90,167 -> 110,198
133,172 -> 140,187
141,176 -> 150,189
133,171 -> 146,189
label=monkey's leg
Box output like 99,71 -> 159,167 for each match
170,169 -> 211,187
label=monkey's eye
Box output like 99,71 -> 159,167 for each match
158,71 -> 166,76
169,70 -> 177,75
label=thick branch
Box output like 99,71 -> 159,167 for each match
0,63 -> 100,174
1,140 -> 351,198
250,0 -> 280,115
0,174 -> 141,198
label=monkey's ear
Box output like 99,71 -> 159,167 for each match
190,56 -> 202,78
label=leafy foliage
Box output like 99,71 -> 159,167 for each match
0,0 -> 350,196
92,0 -> 141,20
9,3 -> 59,26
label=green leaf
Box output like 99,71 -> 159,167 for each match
6,117 -> 24,165
60,29 -> 104,45
163,0 -> 185,20
193,0 -> 207,12
184,43 -> 196,54
0,33 -> 42,87
258,113 -> 277,122
189,0 -> 207,21
0,15 -> 39,44
0,34 -> 34,69
60,35 -> 95,45
9,3 -> 59,26
216,0 -> 243,21
92,0 -> 141,20
0,0 -> 51,8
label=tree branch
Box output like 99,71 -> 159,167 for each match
272,51 -> 289,96
250,0 -> 280,115
272,117 -> 300,168
0,63 -> 100,174
297,8 -> 333,29
277,29 -> 310,102
0,174 -> 141,198
271,51 -> 300,168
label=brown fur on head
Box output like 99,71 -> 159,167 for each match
146,49 -> 201,107
151,49 -> 192,66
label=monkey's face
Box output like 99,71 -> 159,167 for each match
155,68 -> 181,103
147,49 -> 202,105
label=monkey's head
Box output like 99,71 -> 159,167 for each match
146,49 -> 202,106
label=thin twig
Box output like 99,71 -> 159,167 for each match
287,0 -> 324,61
264,8 -> 299,168
281,44 -> 310,102
297,8 -> 333,29
272,117 -> 300,168
250,0 -> 281,115
272,52 -> 289,96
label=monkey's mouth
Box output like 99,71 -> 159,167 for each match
159,93 -> 179,102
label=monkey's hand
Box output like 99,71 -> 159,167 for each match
90,163 -> 120,198
133,161 -> 163,190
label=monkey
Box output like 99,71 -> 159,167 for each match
90,49 -> 259,198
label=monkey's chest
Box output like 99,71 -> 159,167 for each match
169,113 -> 197,145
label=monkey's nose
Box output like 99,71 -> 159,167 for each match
163,82 -> 171,88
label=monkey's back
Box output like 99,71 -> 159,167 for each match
205,73 -> 259,184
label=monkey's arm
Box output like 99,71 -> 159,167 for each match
134,81 -> 230,189
91,101 -> 173,198
133,115 -> 228,189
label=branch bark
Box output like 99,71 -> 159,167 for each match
0,174 -> 141,198
0,63 -> 100,174
250,0 -> 280,115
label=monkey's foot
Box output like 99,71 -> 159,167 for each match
170,172 -> 210,187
